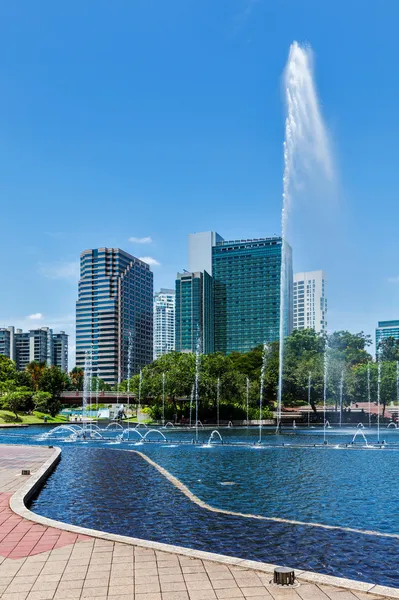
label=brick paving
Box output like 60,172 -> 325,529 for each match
0,445 -> 391,600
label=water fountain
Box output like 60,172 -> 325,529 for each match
126,331 -> 133,434
207,430 -> 223,445
377,350 -> 382,443
367,362 -> 371,428
143,429 -> 167,442
194,335 -> 201,443
216,377 -> 220,427
307,371 -> 312,428
277,42 -> 334,431
137,369 -> 143,425
351,430 -> 369,446
162,372 -> 166,425
163,421 -> 175,428
82,349 -> 93,430
246,377 -> 250,426
120,428 -> 144,441
323,345 -> 329,443
259,343 -> 268,442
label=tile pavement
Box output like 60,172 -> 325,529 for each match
0,444 -> 393,600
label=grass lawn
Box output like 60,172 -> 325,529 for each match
0,410 -> 68,425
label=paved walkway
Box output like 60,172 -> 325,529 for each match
0,445 -> 391,600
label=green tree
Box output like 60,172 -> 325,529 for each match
26,361 -> 46,391
1,388 -> 32,419
69,367 -> 84,391
32,391 -> 61,417
38,366 -> 69,401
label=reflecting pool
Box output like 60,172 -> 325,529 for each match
1,425 -> 399,587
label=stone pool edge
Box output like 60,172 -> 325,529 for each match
9,445 -> 399,600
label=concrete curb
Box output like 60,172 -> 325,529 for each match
9,445 -> 399,599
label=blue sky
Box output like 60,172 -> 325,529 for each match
1,0 -> 399,365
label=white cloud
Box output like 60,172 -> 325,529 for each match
388,276 -> 399,283
27,313 -> 44,320
38,261 -> 80,281
139,256 -> 161,267
128,236 -> 152,244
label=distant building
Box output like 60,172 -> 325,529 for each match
53,332 -> 69,372
154,289 -> 175,359
0,327 -> 15,362
293,271 -> 327,334
76,248 -> 153,386
175,271 -> 214,354
376,320 -> 399,351
0,326 -> 68,372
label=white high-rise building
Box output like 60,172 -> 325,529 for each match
293,271 -> 327,333
154,288 -> 175,359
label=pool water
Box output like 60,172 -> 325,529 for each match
1,425 -> 399,587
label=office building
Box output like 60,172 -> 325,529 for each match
177,231 -> 292,355
76,248 -> 153,386
293,271 -> 327,333
53,332 -> 69,372
175,271 -> 214,353
0,326 -> 68,371
154,289 -> 175,359
212,237 -> 292,354
376,320 -> 399,351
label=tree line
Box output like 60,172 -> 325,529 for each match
1,328 -> 398,421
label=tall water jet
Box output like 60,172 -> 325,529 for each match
216,377 -> 220,427
259,343 -> 268,443
367,362 -> 371,428
137,370 -> 143,425
83,349 -> 93,430
323,345 -> 329,443
246,377 -> 250,426
195,335 -> 201,442
396,361 -> 399,426
278,42 -> 334,429
377,350 -> 382,443
127,331 -> 133,432
339,370 -> 344,428
307,371 -> 312,427
162,372 -> 166,425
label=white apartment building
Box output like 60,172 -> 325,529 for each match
154,288 -> 175,359
293,271 -> 327,333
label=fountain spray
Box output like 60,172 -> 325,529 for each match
83,349 -> 92,431
396,361 -> 399,427
162,372 -> 166,425
138,370 -> 142,425
323,345 -> 328,444
127,331 -> 133,432
259,343 -> 268,443
278,42 -> 334,430
367,362 -> 371,428
195,335 -> 201,442
246,377 -> 250,427
377,349 -> 381,443
307,371 -> 312,428
216,377 -> 220,427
